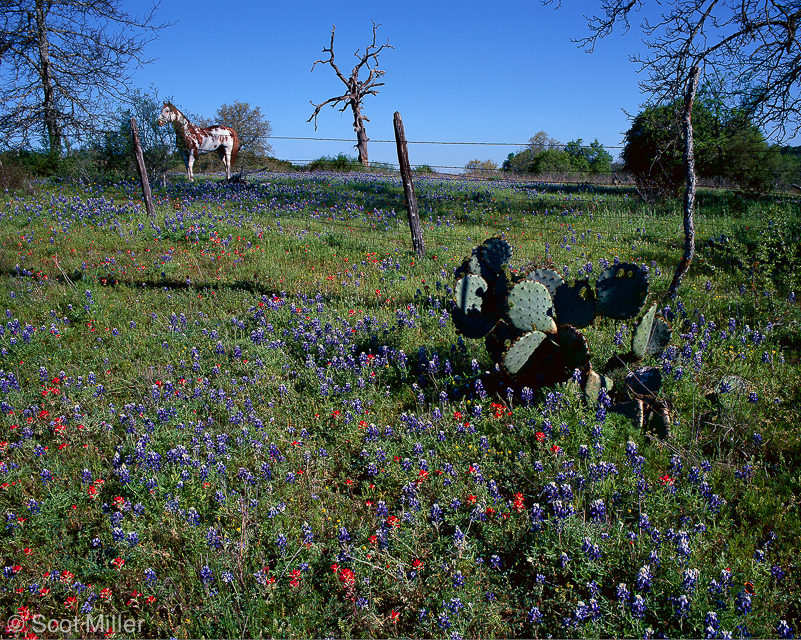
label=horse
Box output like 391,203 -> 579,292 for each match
157,103 -> 240,182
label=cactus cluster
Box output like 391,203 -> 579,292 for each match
451,237 -> 673,437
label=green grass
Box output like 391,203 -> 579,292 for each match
0,171 -> 799,639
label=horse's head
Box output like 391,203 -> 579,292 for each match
157,103 -> 177,126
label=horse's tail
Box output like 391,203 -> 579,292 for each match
229,129 -> 240,167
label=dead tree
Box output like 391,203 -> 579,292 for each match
308,22 -> 392,166
668,65 -> 700,298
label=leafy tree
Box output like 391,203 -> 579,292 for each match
209,102 -> 273,166
0,0 -> 170,155
464,159 -> 499,176
565,138 -> 613,174
622,97 -> 781,195
527,131 -> 562,154
94,87 -> 180,184
531,148 -> 573,174
503,133 -> 611,176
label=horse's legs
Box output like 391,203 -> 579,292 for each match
187,154 -> 195,182
219,147 -> 231,180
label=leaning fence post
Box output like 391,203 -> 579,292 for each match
130,117 -> 156,221
393,111 -> 425,259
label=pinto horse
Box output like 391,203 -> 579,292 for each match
157,103 -> 240,181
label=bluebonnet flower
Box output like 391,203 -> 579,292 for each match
527,606 -> 543,624
674,594 -> 691,619
735,589 -> 752,615
635,564 -> 653,591
302,521 -> 314,545
683,568 -> 700,592
776,620 -> 793,639
631,594 -> 647,618
144,568 -> 156,584
437,612 -> 451,630
616,583 -> 630,602
589,498 -> 606,522
200,565 -> 214,585
581,537 -> 602,561
705,611 -> 720,639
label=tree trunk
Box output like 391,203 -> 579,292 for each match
34,0 -> 61,155
668,65 -> 700,299
351,101 -> 369,166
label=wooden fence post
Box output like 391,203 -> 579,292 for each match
130,117 -> 156,221
393,111 -> 425,259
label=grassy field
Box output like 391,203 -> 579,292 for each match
0,171 -> 799,639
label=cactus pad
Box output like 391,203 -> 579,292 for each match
507,281 -> 557,334
558,324 -> 591,371
450,308 -> 497,339
625,367 -> 662,398
525,268 -> 564,297
647,402 -> 671,440
485,319 -> 523,365
503,330 -> 547,375
632,303 -> 672,360
479,237 -> 513,273
453,274 -> 487,316
595,263 -> 648,320
553,279 -> 596,328
583,369 -> 614,408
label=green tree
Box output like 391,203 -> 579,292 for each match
94,87 -> 180,184
210,102 -> 273,166
531,148 -> 572,174
464,159 -> 499,176
0,0 -> 170,155
565,138 -> 613,174
622,98 -> 780,195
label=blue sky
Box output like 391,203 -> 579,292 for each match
129,0 -> 653,170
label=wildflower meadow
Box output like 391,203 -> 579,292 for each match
0,171 -> 799,638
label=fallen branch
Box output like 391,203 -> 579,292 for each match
225,166 -> 272,184
53,256 -> 77,291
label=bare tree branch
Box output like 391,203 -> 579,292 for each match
554,1 -> 801,139
307,21 -> 393,165
0,0 -> 173,153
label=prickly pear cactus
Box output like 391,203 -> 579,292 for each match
526,268 -> 564,297
595,263 -> 649,320
631,303 -> 672,359
553,279 -> 596,329
503,330 -> 547,375
450,238 -> 672,426
507,281 -> 557,334
453,274 -> 487,316
480,236 -> 514,273
451,237 -> 513,339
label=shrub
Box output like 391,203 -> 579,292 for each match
0,155 -> 34,193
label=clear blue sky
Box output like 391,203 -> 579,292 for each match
128,0 -> 654,170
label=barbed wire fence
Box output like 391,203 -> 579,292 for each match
257,133 -> 801,190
